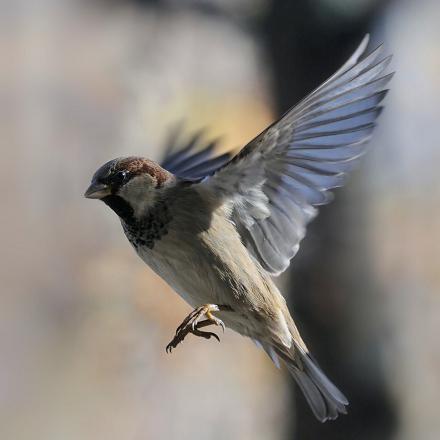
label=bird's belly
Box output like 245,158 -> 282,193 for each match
132,235 -> 282,339
135,244 -> 223,308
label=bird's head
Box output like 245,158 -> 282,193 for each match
84,157 -> 174,222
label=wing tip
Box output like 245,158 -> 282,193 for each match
358,33 -> 370,55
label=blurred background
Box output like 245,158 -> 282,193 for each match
1,0 -> 439,439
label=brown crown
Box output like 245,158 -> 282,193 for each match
116,157 -> 172,188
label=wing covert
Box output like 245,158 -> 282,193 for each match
199,35 -> 393,275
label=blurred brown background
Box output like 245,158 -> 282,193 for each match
1,0 -> 439,439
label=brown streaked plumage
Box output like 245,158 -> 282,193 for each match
85,35 -> 392,421
116,157 -> 172,188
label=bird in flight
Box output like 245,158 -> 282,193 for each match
85,35 -> 392,422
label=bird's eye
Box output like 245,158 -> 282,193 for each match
112,170 -> 129,186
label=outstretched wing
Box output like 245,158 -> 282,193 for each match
198,35 -> 393,275
160,125 -> 232,181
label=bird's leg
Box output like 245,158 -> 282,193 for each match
166,304 -> 232,353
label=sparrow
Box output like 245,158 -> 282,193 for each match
85,35 -> 392,422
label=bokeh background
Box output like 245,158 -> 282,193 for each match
1,0 -> 439,439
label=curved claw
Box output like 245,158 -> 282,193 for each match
165,304 -> 231,352
209,316 -> 225,333
219,320 -> 225,333
211,332 -> 221,342
193,328 -> 220,342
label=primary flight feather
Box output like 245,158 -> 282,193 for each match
85,35 -> 392,421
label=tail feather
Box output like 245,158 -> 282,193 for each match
273,344 -> 348,422
300,350 -> 348,408
289,367 -> 330,420
258,341 -> 281,369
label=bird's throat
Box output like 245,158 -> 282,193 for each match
101,195 -> 135,224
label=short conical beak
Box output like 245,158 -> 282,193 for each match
84,182 -> 111,199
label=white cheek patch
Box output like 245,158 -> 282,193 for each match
119,174 -> 157,218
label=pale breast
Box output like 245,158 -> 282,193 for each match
135,245 -> 217,307
121,189 -> 230,306
121,185 -> 288,339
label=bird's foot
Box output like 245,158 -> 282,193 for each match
166,304 -> 230,353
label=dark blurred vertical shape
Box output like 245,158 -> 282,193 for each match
262,1 -> 397,439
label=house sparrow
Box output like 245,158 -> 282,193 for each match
85,35 -> 392,422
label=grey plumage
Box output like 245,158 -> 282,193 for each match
161,128 -> 231,180
85,35 -> 392,422
189,35 -> 392,275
